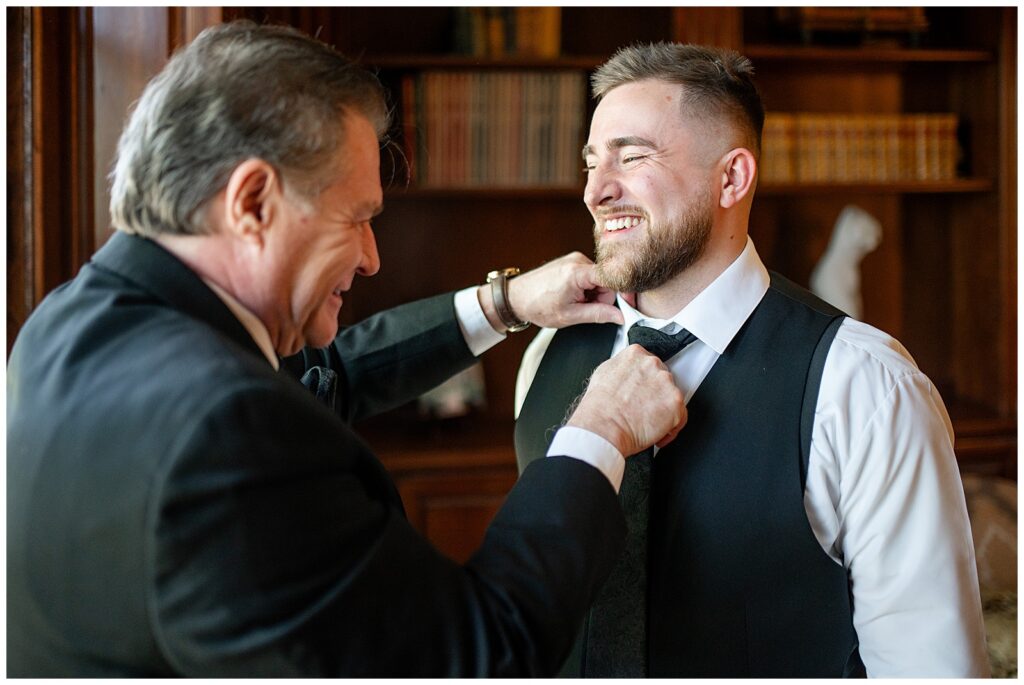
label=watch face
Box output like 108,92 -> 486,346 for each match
487,268 -> 519,282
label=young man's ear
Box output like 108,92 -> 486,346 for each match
718,148 -> 757,209
222,159 -> 280,244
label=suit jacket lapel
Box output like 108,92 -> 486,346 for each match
90,232 -> 267,363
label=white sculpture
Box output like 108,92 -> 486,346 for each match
809,204 -> 883,320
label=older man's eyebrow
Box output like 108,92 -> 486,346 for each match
581,136 -> 659,160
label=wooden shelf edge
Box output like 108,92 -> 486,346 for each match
384,185 -> 585,199
759,179 -> 993,195
953,416 -> 1017,439
366,54 -> 603,70
362,413 -> 1015,479
945,398 -> 1016,476
384,180 -> 994,199
379,446 -> 517,475
744,45 -> 994,64
365,48 -> 996,70
359,417 -> 518,473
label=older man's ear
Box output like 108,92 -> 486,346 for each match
222,158 -> 281,245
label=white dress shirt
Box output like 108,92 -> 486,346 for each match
512,238 -> 990,678
203,278 -> 280,370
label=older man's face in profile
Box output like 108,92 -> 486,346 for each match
264,114 -> 384,353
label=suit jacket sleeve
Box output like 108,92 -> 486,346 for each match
147,377 -> 626,677
280,292 -> 477,422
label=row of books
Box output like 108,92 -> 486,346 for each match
761,113 -> 960,183
452,7 -> 561,59
400,70 -> 586,188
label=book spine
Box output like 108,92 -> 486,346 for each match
775,111 -> 960,184
509,73 -> 522,185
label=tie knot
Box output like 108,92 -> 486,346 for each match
300,365 -> 338,410
627,323 -> 697,362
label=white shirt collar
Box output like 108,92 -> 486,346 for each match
202,278 -> 280,370
616,236 -> 770,355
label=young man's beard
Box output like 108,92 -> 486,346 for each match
594,198 -> 714,294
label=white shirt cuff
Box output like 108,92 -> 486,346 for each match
547,426 -> 626,493
454,286 -> 506,357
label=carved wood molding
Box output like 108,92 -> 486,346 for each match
168,7 -> 222,52
8,7 -> 94,352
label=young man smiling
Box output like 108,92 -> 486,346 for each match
515,42 -> 989,678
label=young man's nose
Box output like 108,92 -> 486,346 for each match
584,166 -> 623,209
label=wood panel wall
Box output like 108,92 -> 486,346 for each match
7,7 -> 222,353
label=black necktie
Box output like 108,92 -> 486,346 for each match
627,323 -> 698,363
583,323 -> 696,677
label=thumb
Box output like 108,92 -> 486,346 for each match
586,303 -> 624,325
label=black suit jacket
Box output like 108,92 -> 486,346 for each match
7,232 -> 626,677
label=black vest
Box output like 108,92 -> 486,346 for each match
515,273 -> 865,677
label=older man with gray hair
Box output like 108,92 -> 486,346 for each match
7,22 -> 687,676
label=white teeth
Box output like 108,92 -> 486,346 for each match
604,216 -> 642,231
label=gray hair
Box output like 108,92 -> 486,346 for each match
110,20 -> 389,237
592,42 -> 764,156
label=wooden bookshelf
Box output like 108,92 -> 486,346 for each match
367,54 -> 605,70
744,45 -> 994,63
745,6 -> 1015,482
759,179 -> 994,195
384,186 -> 585,199
358,416 -> 518,563
377,8 -> 1013,554
269,7 -> 1014,480
385,180 -> 993,199
35,7 -> 1004,557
